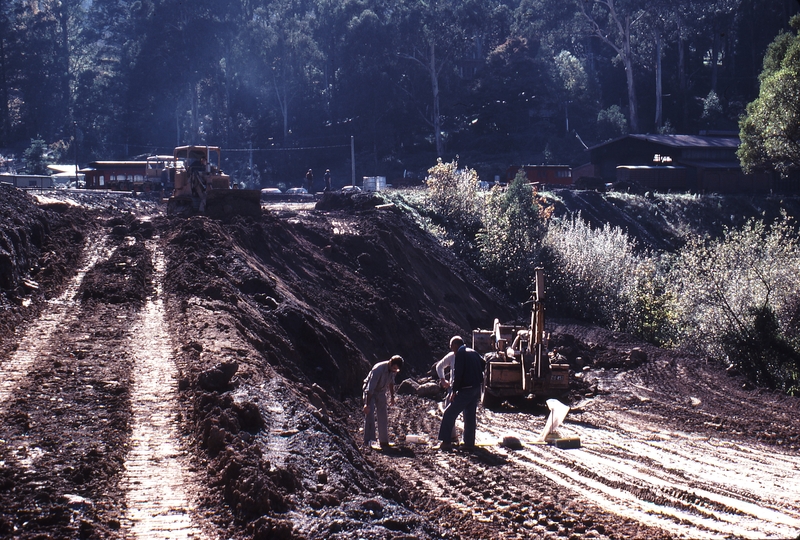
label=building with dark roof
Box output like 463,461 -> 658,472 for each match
579,133 -> 796,193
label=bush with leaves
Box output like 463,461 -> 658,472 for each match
670,214 -> 800,394
596,105 -> 628,142
23,138 -> 50,175
542,213 -> 675,343
738,15 -> 800,176
476,171 -> 551,300
423,158 -> 482,259
424,158 -> 480,227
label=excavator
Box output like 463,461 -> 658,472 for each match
166,145 -> 261,218
472,268 -> 570,408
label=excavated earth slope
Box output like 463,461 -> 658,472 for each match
0,185 -> 799,540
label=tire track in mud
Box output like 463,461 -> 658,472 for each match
0,230 -> 138,537
480,404 -> 800,539
120,237 -> 210,539
381,399 -> 583,539
0,231 -> 112,411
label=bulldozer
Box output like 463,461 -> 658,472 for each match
166,145 -> 261,218
472,268 -> 570,408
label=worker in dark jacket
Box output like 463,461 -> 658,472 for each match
437,336 -> 484,450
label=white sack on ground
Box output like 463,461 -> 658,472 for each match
538,399 -> 570,442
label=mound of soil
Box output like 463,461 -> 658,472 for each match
0,185 -> 92,339
157,192 -> 520,537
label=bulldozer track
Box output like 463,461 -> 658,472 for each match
120,238 -> 210,539
0,230 -> 213,539
0,232 -> 112,413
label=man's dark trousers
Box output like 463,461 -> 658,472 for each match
438,386 -> 481,447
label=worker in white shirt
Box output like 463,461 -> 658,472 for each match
435,350 -> 459,443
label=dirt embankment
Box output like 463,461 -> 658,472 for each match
1,187 -> 799,540
0,186 -> 92,344
547,189 -> 800,251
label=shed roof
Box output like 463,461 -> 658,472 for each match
86,161 -> 148,167
589,134 -> 740,151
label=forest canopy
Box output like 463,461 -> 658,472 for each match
0,0 -> 797,185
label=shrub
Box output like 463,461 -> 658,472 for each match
542,213 -> 675,343
424,157 -> 480,229
596,105 -> 628,142
476,172 -> 551,300
23,138 -> 49,175
423,157 -> 483,260
720,305 -> 800,394
670,214 -> 800,393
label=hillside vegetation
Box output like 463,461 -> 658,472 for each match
390,176 -> 800,395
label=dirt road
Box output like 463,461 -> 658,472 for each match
1,187 -> 798,539
366,333 -> 800,540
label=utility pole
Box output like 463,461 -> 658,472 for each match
350,135 -> 355,188
73,121 -> 79,186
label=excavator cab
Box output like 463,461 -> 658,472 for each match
473,268 -> 570,408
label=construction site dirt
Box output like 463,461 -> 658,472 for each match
0,184 -> 798,539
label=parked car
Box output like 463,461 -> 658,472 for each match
260,188 -> 282,199
286,187 -> 308,194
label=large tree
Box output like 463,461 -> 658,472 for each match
393,0 -> 485,157
576,0 -> 646,133
738,14 -> 800,176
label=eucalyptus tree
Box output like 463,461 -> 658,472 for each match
469,36 -> 559,152
640,2 -> 677,131
71,0 -> 147,160
391,0 -> 488,158
313,0 -> 368,125
123,0 -> 246,150
575,0 -> 647,134
512,0 -> 603,144
696,0 -> 742,94
2,0 -> 86,145
0,0 -> 10,145
247,0 -> 323,142
332,4 -> 404,169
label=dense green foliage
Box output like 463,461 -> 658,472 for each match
477,171 -> 549,300
739,14 -> 800,176
424,158 -> 481,227
409,179 -> 800,395
671,216 -> 800,394
22,139 -> 50,176
1,0 -> 797,181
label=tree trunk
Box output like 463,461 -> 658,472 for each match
58,3 -> 71,132
623,15 -> 639,133
430,41 -> 443,157
0,29 -> 8,145
655,32 -> 662,131
711,31 -> 719,93
678,17 -> 688,129
274,76 -> 289,141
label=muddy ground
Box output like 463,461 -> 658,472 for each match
0,184 -> 798,539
